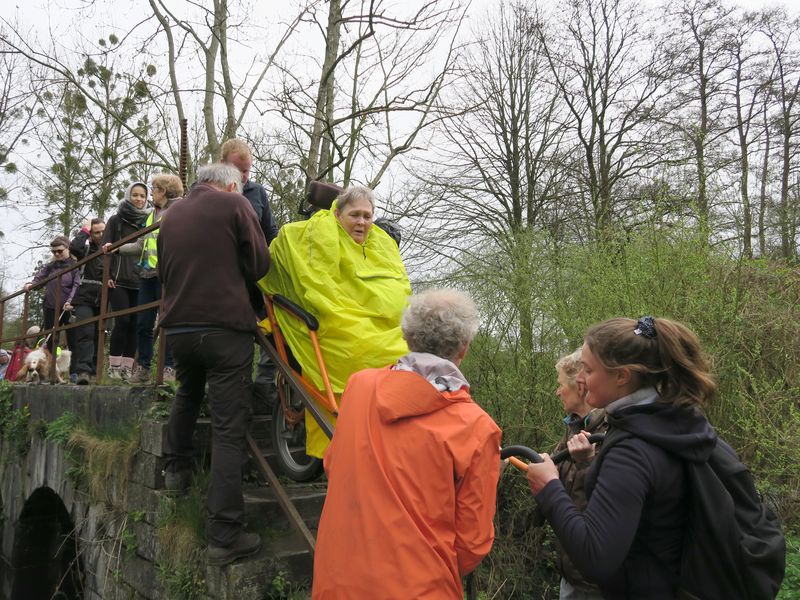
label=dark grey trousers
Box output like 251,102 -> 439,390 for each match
164,328 -> 254,547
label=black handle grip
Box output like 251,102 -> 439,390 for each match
501,434 -> 606,466
550,433 -> 606,464
271,294 -> 319,331
500,445 -> 543,464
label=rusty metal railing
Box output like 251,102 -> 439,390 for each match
0,220 -> 167,385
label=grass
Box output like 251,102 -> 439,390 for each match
778,533 -> 800,599
66,425 -> 139,506
155,471 -> 208,599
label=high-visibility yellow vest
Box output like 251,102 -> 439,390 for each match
139,210 -> 160,270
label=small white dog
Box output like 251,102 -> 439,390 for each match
17,346 -> 53,384
56,349 -> 72,384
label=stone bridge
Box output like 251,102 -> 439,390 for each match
0,384 -> 323,600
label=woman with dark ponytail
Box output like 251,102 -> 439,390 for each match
527,317 -> 718,599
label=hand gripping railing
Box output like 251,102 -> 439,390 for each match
500,434 -> 607,472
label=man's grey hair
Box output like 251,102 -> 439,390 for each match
337,184 -> 375,212
401,289 -> 479,361
197,163 -> 243,194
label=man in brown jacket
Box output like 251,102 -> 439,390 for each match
158,163 -> 270,566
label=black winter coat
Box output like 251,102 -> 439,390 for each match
69,230 -> 105,307
535,389 -> 717,600
102,213 -> 142,289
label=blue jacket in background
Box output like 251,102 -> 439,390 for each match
243,179 -> 279,244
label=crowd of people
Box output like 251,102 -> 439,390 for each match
1,137 -> 784,599
2,139 -> 277,400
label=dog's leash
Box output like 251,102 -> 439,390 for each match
39,309 -> 70,348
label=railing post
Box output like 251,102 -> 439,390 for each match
179,118 -> 189,190
95,254 -> 111,381
22,291 -> 29,344
50,273 -> 63,383
155,302 -> 166,386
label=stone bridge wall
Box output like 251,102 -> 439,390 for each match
0,385 -> 165,600
0,384 -> 314,600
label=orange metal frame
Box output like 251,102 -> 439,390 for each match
264,295 -> 339,420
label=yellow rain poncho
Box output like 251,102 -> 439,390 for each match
257,202 -> 411,457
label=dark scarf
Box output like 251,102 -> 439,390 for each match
117,199 -> 150,227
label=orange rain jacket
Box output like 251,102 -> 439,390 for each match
312,367 -> 502,600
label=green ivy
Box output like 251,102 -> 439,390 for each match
0,381 -> 32,456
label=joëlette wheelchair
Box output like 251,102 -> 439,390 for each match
259,180 -> 345,482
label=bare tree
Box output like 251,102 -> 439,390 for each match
758,7 -> 800,259
146,0 -> 312,161
273,0 -> 466,187
664,0 -> 737,235
0,48 -> 38,172
539,0 -> 676,237
402,1 -> 571,381
1,23 -> 176,169
727,12 -> 770,257
0,34 -> 43,236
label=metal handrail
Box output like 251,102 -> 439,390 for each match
0,220 -> 166,384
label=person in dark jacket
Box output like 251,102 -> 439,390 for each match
114,173 -> 183,384
69,218 -> 106,384
158,163 -> 270,567
526,317 -> 718,600
220,138 -> 279,411
101,182 -> 149,380
23,235 -> 79,355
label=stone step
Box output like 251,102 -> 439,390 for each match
244,484 -> 327,532
204,529 -> 313,600
141,415 -> 275,457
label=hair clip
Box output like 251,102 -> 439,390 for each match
634,316 -> 656,338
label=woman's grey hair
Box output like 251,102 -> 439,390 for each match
197,163 -> 242,193
401,289 -> 479,361
337,184 -> 375,212
555,348 -> 582,387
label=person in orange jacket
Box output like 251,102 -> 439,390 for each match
312,288 -> 502,600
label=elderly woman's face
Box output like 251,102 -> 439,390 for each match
130,185 -> 148,209
556,371 -> 589,416
152,185 -> 167,207
335,196 -> 374,244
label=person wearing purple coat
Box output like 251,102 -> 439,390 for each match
23,235 -> 79,354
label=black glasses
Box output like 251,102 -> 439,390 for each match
51,248 -> 66,255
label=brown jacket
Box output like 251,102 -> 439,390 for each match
553,408 -> 608,591
157,183 -> 270,332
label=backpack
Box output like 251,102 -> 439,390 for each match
594,428 -> 786,600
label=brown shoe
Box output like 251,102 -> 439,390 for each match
162,469 -> 192,496
207,532 -> 261,566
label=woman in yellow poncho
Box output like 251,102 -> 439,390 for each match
257,185 -> 411,458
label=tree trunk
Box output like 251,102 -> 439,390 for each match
307,0 -> 342,181
758,101 -> 770,256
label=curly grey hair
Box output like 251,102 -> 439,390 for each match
555,348 -> 582,387
197,163 -> 242,194
336,184 -> 375,212
401,289 -> 479,361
